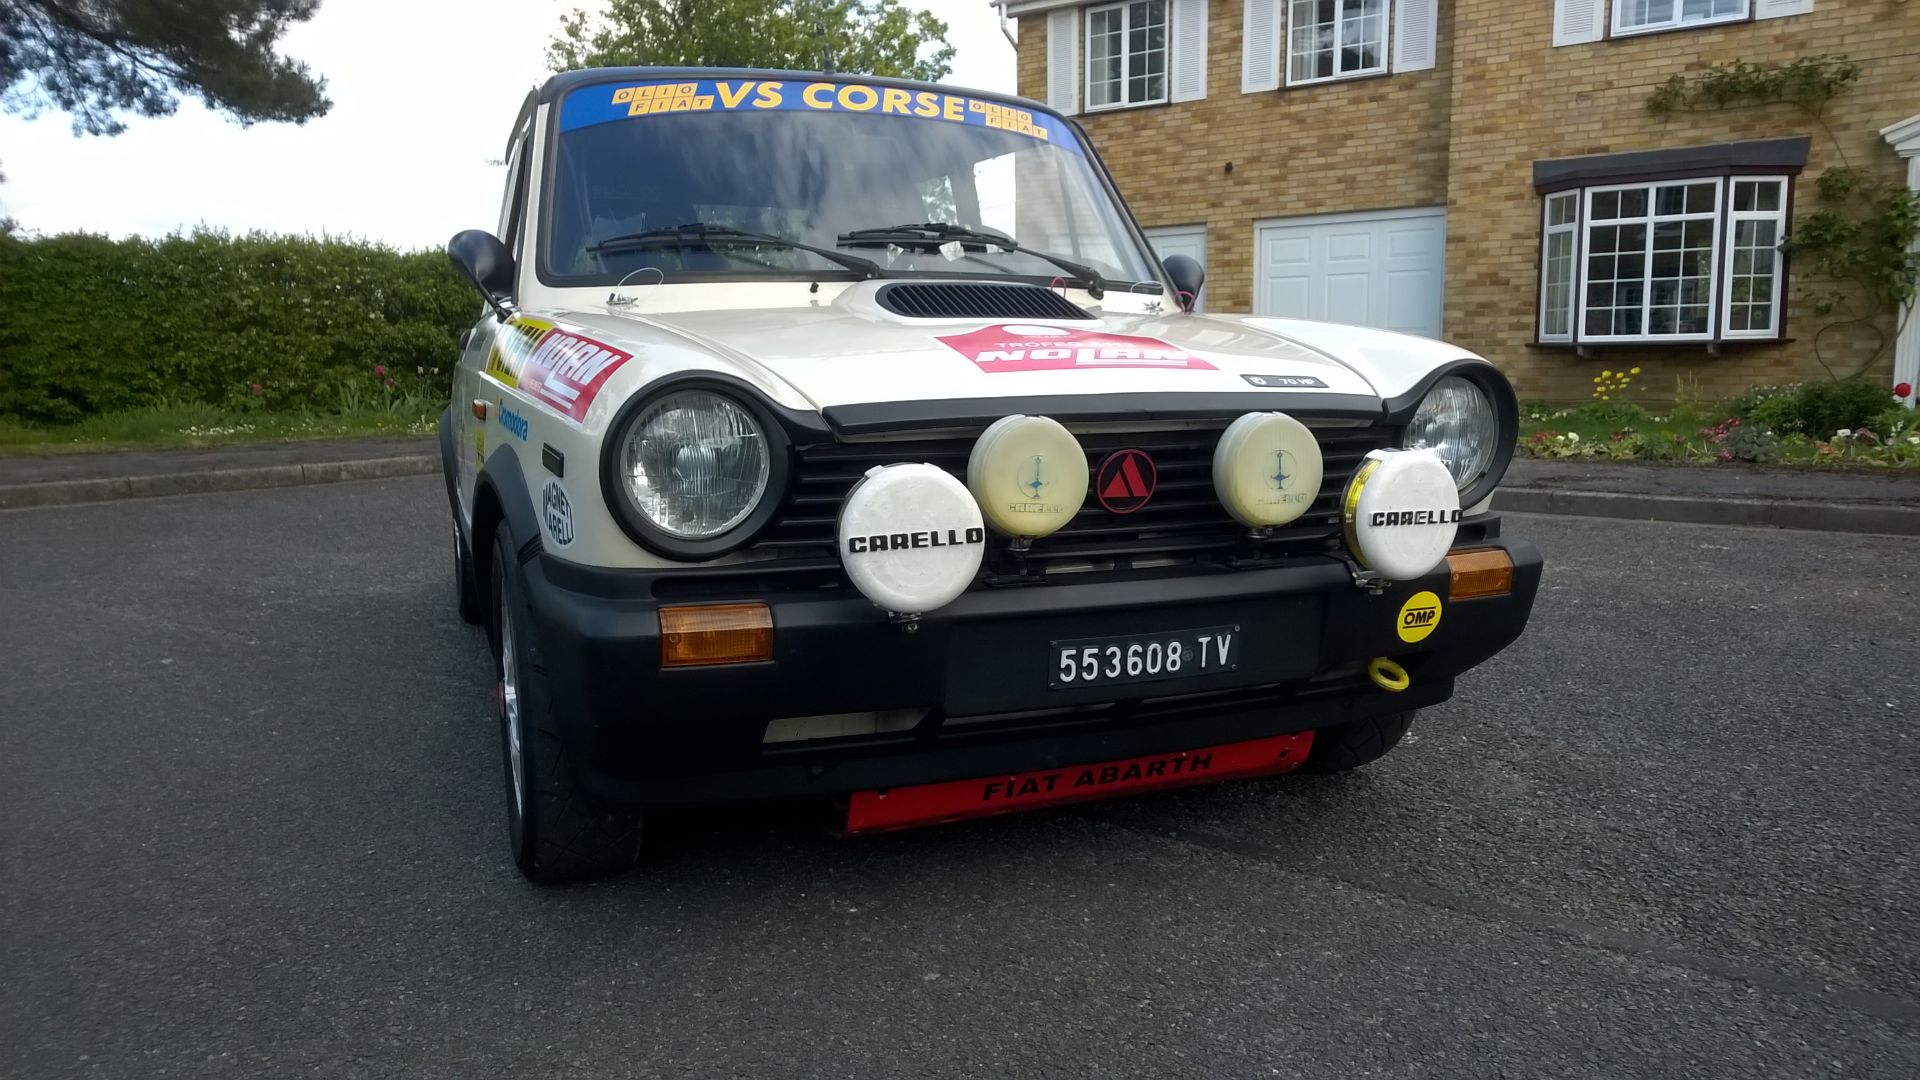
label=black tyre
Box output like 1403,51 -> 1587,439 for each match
453,520 -> 486,625
1301,711 -> 1416,774
491,523 -> 644,883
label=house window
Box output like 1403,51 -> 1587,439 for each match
1087,0 -> 1168,110
1540,193 -> 1579,340
1538,175 -> 1789,344
1613,0 -> 1749,37
1287,0 -> 1388,85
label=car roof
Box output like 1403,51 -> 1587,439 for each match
537,67 -> 1054,117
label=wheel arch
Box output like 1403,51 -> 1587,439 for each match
472,446 -> 543,635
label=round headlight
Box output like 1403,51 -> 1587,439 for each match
613,390 -> 770,539
1407,375 -> 1498,490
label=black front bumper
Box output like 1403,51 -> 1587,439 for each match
517,523 -> 1542,810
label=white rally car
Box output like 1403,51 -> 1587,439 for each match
441,68 -> 1540,882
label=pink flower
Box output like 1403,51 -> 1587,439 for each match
1896,382 -> 1913,399
1719,449 -> 1734,462
373,364 -> 388,377
250,383 -> 264,395
385,377 -> 395,387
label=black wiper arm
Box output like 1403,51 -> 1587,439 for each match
836,222 -> 1108,299
589,223 -> 892,279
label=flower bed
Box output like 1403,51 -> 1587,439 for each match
1520,376 -> 1917,468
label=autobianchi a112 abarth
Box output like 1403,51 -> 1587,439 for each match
441,67 -> 1541,882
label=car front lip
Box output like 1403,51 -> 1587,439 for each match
517,527 -> 1542,811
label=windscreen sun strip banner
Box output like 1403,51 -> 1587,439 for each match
558,78 -> 1083,155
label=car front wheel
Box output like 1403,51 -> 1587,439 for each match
491,522 -> 644,883
1301,711 -> 1416,774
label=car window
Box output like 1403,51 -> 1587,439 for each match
542,79 -> 1158,287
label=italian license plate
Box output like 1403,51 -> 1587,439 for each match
1049,625 -> 1238,690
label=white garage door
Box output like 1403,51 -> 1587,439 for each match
1143,224 -> 1207,312
1255,208 -> 1445,337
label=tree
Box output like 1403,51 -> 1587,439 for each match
0,0 -> 330,135
548,0 -> 954,84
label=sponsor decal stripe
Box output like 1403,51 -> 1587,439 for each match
558,79 -> 1082,154
843,732 -> 1315,833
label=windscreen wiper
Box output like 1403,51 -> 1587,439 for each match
836,222 -> 1109,299
589,222 -> 893,279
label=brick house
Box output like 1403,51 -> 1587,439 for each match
996,0 -> 1920,402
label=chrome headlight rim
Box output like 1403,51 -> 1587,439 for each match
1391,361 -> 1518,511
598,377 -> 791,561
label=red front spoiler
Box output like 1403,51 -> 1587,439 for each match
843,731 -> 1315,833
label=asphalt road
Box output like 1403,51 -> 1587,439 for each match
2,478 -> 1915,1079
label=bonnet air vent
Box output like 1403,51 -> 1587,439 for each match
876,282 -> 1095,321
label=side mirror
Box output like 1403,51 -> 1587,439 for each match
448,229 -> 515,320
1162,255 -> 1205,314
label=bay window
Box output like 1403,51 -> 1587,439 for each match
1537,175 -> 1790,345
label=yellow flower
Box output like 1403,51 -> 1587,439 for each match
1601,370 -> 1612,377
1593,376 -> 1603,383
1630,366 -> 1642,375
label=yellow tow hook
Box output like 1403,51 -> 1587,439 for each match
1367,657 -> 1410,693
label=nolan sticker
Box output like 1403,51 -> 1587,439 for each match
540,480 -> 575,547
846,527 -> 985,554
937,324 -> 1217,374
487,318 -> 633,422
1397,590 -> 1442,643
1242,374 -> 1329,389
484,317 -> 552,388
1095,449 -> 1157,514
497,407 -> 530,440
1370,508 -> 1464,527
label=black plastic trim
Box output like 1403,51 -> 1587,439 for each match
437,407 -> 465,548
824,392 -> 1384,435
1383,360 -> 1520,510
597,373 -> 818,561
478,443 -> 543,556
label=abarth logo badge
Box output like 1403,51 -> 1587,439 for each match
1095,449 -> 1158,514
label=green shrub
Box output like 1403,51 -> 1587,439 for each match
1797,379 -> 1901,437
1730,378 -> 1896,437
0,229 -> 475,424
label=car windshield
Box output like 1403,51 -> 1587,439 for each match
544,77 -> 1161,288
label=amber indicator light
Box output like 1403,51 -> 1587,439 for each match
660,603 -> 773,667
1446,548 -> 1514,599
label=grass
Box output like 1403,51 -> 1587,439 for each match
0,402 -> 440,456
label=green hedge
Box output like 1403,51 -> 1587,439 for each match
0,230 -> 477,424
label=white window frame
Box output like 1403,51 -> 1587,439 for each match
1538,192 -> 1580,343
1611,0 -> 1750,38
1085,0 -> 1170,112
1576,178 -> 1721,343
1540,173 -> 1791,345
1721,175 -> 1790,341
1286,0 -> 1390,87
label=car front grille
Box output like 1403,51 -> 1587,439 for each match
757,422 -> 1397,574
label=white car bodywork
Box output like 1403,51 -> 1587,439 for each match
451,87 -> 1496,572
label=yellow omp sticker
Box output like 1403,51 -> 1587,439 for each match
484,317 -> 553,388
1396,590 -> 1442,643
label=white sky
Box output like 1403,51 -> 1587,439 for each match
0,0 -> 1017,248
